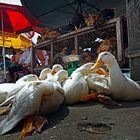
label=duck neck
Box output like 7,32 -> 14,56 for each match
106,59 -> 123,81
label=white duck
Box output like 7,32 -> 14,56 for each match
0,79 -> 64,137
39,70 -> 68,115
39,79 -> 65,115
53,69 -> 68,86
63,63 -> 97,104
16,74 -> 39,83
39,68 -> 51,80
0,74 -> 39,104
90,51 -> 140,101
70,63 -> 111,103
50,64 -> 63,75
71,62 -> 94,77
63,72 -> 89,104
71,62 -> 109,77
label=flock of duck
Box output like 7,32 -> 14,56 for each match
0,51 -> 140,138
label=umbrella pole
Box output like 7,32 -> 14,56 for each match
1,10 -> 7,82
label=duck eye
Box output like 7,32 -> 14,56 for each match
104,53 -> 107,56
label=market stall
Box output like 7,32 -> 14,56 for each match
32,16 -> 128,74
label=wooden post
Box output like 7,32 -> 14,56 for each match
30,45 -> 35,73
126,0 -> 140,81
74,36 -> 78,54
116,17 -> 124,62
50,43 -> 53,64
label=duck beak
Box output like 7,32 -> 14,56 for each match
90,58 -> 104,71
50,69 -> 56,75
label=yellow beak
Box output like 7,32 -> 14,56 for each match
90,58 -> 104,70
50,69 -> 56,75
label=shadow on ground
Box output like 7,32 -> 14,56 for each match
2,104 -> 69,135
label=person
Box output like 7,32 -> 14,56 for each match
8,50 -> 24,82
0,56 -> 22,82
11,50 -> 23,64
0,56 -> 13,71
53,47 -> 67,68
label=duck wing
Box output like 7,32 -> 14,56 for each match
0,82 -> 43,135
86,74 -> 111,95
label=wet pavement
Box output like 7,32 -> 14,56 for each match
0,101 -> 140,140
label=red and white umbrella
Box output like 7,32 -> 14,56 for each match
0,2 -> 39,82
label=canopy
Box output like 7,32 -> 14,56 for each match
0,2 -> 39,33
0,2 -> 39,82
21,0 -> 125,28
0,32 -> 32,49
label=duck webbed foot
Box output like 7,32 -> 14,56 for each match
97,94 -> 121,106
33,116 -> 48,134
20,115 -> 48,138
80,92 -> 98,102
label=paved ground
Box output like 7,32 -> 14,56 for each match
0,101 -> 140,140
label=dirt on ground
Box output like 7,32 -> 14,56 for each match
0,101 -> 140,140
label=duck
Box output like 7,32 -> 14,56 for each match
71,62 -> 110,95
50,64 -> 63,75
63,62 -> 109,104
16,74 -> 39,84
53,69 -> 68,86
0,79 -> 64,137
39,77 -> 65,115
39,68 -> 51,80
63,72 -> 89,104
79,73 -> 119,106
71,62 -> 109,77
32,69 -> 68,117
70,62 -> 94,77
0,74 -> 39,106
63,63 -> 97,104
90,51 -> 140,101
70,63 -> 115,105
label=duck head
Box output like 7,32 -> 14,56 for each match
51,64 -> 63,75
16,74 -> 39,83
39,68 -> 51,80
71,62 -> 95,76
90,51 -> 116,70
54,70 -> 68,83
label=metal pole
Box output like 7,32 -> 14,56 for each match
30,45 -> 34,73
1,10 -> 6,82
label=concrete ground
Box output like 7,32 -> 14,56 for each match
0,101 -> 140,140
